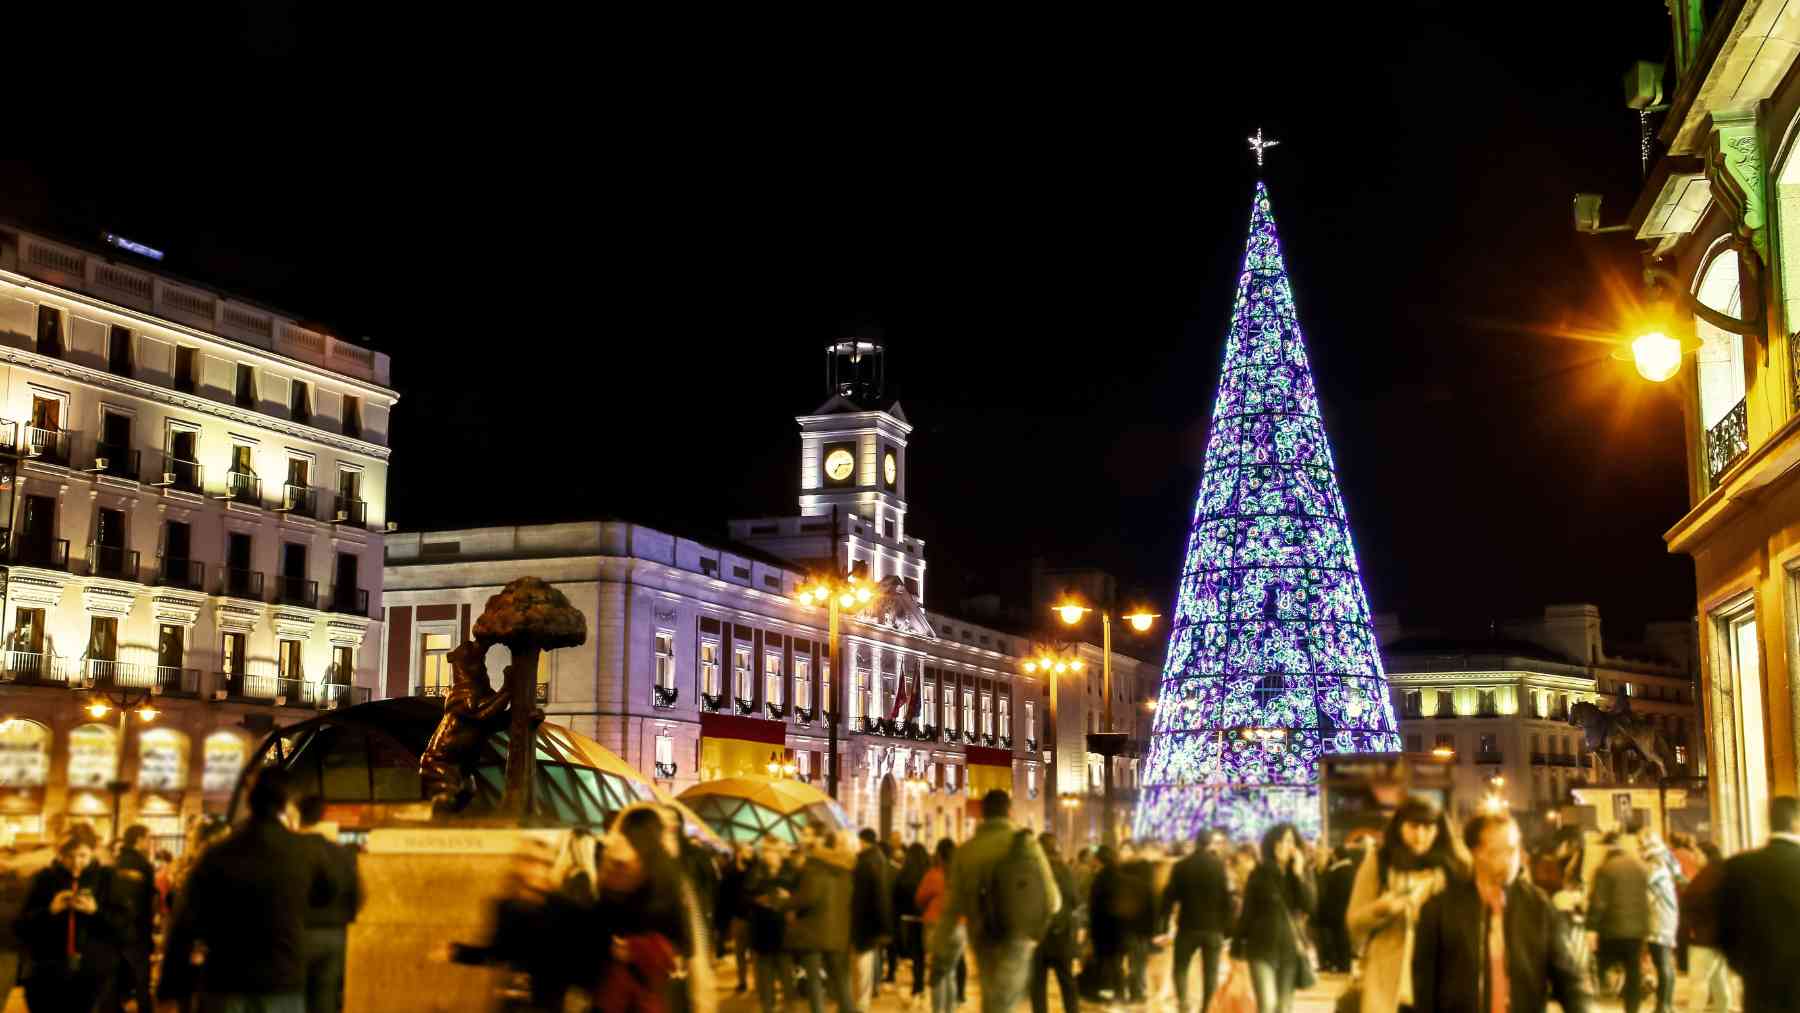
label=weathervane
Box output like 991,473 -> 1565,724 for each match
1248,127 -> 1280,168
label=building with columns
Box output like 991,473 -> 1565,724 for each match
0,226 -> 394,847
381,338 -> 1158,843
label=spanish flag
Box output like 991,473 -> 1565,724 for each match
699,712 -> 789,780
964,745 -> 1013,815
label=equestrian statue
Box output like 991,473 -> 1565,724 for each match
1568,696 -> 1675,784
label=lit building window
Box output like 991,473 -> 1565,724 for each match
963,690 -> 976,735
1675,745 -> 1688,765
733,646 -> 752,700
654,732 -> 674,766
944,687 -> 957,732
654,631 -> 675,691
699,640 -> 720,696
821,658 -> 832,715
922,680 -> 936,726
999,697 -> 1010,738
980,693 -> 993,736
794,657 -> 812,710
765,651 -> 783,706
852,670 -> 868,723
1025,700 -> 1036,741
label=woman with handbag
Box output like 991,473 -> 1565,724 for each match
1343,797 -> 1468,1013
1233,823 -> 1317,1013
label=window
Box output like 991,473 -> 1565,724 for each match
733,645 -> 752,700
1024,700 -> 1035,741
654,631 -> 675,691
944,686 -> 957,732
418,633 -> 451,694
963,690 -> 975,735
342,395 -> 362,438
1435,733 -> 1454,752
1027,765 -> 1037,799
234,364 -> 257,408
798,751 -> 811,780
174,347 -> 198,393
1675,745 -> 1689,765
999,696 -> 1010,737
1435,690 -> 1454,716
764,651 -> 782,706
10,608 -> 43,656
157,624 -> 184,670
1478,733 -> 1496,757
331,645 -> 353,684
278,639 -> 304,681
821,656 -> 832,715
698,640 -> 719,696
980,693 -> 993,736
655,732 -> 674,766
1530,733 -> 1540,755
290,380 -> 311,424
106,326 -> 132,377
35,306 -> 62,358
1695,250 -> 1748,474
1403,690 -> 1421,717
851,669 -> 867,723
923,680 -> 937,728
87,617 -> 118,662
1718,599 -> 1768,847
794,656 -> 812,709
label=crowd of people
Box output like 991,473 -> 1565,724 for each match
2,771 -> 1799,1012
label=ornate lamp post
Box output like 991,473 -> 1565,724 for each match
85,689 -> 158,844
1054,598 -> 1158,848
1023,645 -> 1085,839
796,567 -> 872,801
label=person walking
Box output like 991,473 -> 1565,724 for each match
1113,841 -> 1157,1003
158,768 -> 336,1013
294,796 -> 363,1013
892,842 -> 929,1003
743,839 -> 795,1013
929,790 -> 1059,1013
1411,813 -> 1591,1013
917,838 -> 963,1013
15,827 -> 117,1012
593,804 -> 716,1013
786,830 -> 857,1013
1028,834 -> 1078,1013
1345,796 -> 1467,1013
1315,842 -> 1361,973
106,824 -> 158,1013
719,844 -> 753,995
850,828 -> 895,1009
1636,828 -> 1682,1013
1588,829 -> 1651,1013
1162,823 -> 1234,1013
1717,795 -> 1800,1012
1083,845 -> 1123,1001
1679,840 -> 1732,1013
447,836 -> 591,1011
1233,823 -> 1316,1013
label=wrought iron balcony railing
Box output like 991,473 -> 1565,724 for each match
1475,751 -> 1505,765
91,443 -> 140,481
327,586 -> 369,616
1706,396 -> 1749,485
734,697 -> 755,716
1531,752 -> 1548,765
12,538 -> 70,571
87,543 -> 139,581
701,692 -> 724,713
653,685 -> 679,708
1025,738 -> 1038,754
218,568 -> 265,600
152,454 -> 203,493
332,497 -> 368,526
275,484 -> 318,518
222,470 -> 261,506
23,426 -> 70,465
0,651 -> 64,683
157,557 -> 205,591
417,683 -> 450,699
274,575 -> 318,608
654,761 -> 677,779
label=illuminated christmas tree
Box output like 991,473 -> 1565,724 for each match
1133,179 -> 1400,842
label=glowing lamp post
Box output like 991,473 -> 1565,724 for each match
795,566 -> 872,800
1055,599 -> 1158,847
86,691 -> 160,844
1630,332 -> 1683,383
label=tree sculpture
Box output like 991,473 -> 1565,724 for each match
1570,698 -> 1674,784
471,577 -> 587,818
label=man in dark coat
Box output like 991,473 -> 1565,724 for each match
294,796 -> 362,1013
1029,834 -> 1079,1013
743,840 -> 795,1013
15,827 -> 118,1012
785,832 -> 856,1013
850,827 -> 894,1006
1413,813 -> 1591,1013
1316,840 -> 1363,972
107,824 -> 158,1013
1589,829 -> 1651,1013
1718,795 -> 1800,1012
1161,826 -> 1234,1013
158,768 -> 335,1010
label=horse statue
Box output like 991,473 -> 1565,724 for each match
1569,697 -> 1674,784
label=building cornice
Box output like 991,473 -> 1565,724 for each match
0,343 -> 392,463
1386,670 -> 1598,691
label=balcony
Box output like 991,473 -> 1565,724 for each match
218,568 -> 265,600
88,543 -> 140,581
1706,396 -> 1749,485
1026,738 -> 1038,753
12,537 -> 70,571
275,484 -> 318,519
155,666 -> 201,696
654,761 -> 677,779
233,675 -> 310,704
326,586 -> 369,616
332,497 -> 368,527
0,651 -> 67,684
221,471 -> 261,507
1532,752 -> 1548,765
304,682 -> 369,709
152,454 -> 203,494
274,575 -> 318,609
89,443 -> 140,481
1476,751 -> 1505,765
156,557 -> 206,592
1552,754 -> 1576,768
653,685 -> 679,709
0,420 -> 17,456
23,426 -> 70,466
701,692 -> 724,713
766,702 -> 787,720
417,683 -> 449,699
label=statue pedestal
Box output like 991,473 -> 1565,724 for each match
346,826 -> 569,1013
1569,784 -> 1687,836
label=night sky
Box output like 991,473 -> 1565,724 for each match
0,3 -> 1692,641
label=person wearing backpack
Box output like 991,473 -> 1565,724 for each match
929,790 -> 1059,1013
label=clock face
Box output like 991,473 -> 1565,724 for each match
824,448 -> 856,483
883,451 -> 897,487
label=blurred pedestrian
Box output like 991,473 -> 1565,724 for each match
1636,827 -> 1682,1013
294,797 -> 362,1013
1028,834 -> 1078,1013
917,838 -> 963,1013
1678,840 -> 1731,1013
1161,822 -> 1234,1013
1114,840 -> 1157,1003
892,842 -> 929,1001
1315,842 -> 1360,973
1232,823 -> 1315,1013
785,830 -> 856,1013
592,804 -> 715,1013
718,844 -> 752,994
448,835 -> 589,1011
103,824 -> 157,1013
159,768 -> 335,1013
1411,813 -> 1590,1013
1345,796 -> 1467,1013
931,791 -> 1058,1013
16,826 -> 115,1012
743,839 -> 794,1013
1083,845 -> 1122,1001
850,828 -> 894,1008
1717,795 -> 1800,1012
1589,829 -> 1650,1013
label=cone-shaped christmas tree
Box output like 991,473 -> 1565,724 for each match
1134,181 -> 1400,842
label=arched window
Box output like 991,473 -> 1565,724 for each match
1695,250 -> 1748,478
137,728 -> 190,791
66,724 -> 118,788
0,719 -> 50,787
202,731 -> 249,794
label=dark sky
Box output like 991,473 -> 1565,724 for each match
0,3 -> 1693,641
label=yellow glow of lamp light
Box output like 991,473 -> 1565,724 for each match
1053,661 -> 1068,674
855,587 -> 872,604
1022,661 -> 1037,674
838,593 -> 855,608
1070,659 -> 1084,672
1124,611 -> 1159,633
86,701 -> 109,719
137,705 -> 159,722
1631,331 -> 1682,382
1055,604 -> 1089,626
1430,745 -> 1455,759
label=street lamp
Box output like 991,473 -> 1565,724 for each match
795,564 -> 872,800
1058,791 -> 1081,845
1054,598 -> 1159,847
85,688 -> 159,845
765,750 -> 797,780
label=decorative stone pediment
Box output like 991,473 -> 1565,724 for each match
849,576 -> 939,640
5,569 -> 71,610
214,599 -> 266,635
149,588 -> 208,629
272,608 -> 319,641
78,578 -> 141,620
325,616 -> 371,648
